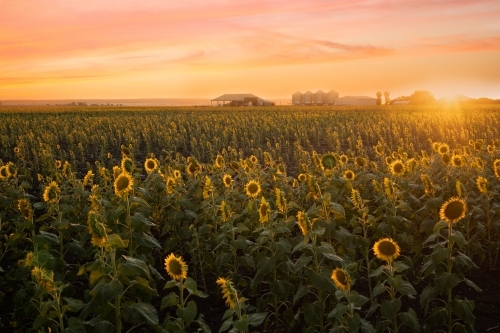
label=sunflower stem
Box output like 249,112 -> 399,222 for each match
447,224 -> 453,333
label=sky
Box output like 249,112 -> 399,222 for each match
1,0 -> 500,100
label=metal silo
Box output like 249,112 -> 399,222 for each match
314,90 -> 325,105
292,91 -> 303,105
303,91 -> 313,105
326,90 -> 339,105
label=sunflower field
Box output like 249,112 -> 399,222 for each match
1,105 -> 500,333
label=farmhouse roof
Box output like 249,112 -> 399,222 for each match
211,94 -> 262,101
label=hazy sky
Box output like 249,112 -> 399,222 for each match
2,0 -> 500,100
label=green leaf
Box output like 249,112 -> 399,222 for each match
118,256 -> 150,278
347,313 -> 361,332
425,307 -> 447,327
349,290 -> 369,307
123,302 -> 159,326
230,235 -> 248,250
463,278 -> 482,292
293,284 -> 308,305
398,309 -> 420,332
272,238 -> 291,254
90,279 -> 123,304
454,252 -> 477,269
451,299 -> 475,324
164,280 -> 179,289
330,202 -> 346,219
82,318 -> 114,333
62,318 -> 86,333
133,232 -> 161,249
369,265 -> 385,277
105,234 -> 127,249
360,318 -> 376,333
196,315 -> 212,333
176,300 -> 197,326
303,301 -> 324,327
161,292 -> 179,311
233,314 -> 249,332
34,231 -> 60,246
434,272 -> 459,294
63,297 -> 86,312
393,261 -> 410,272
380,298 -> 401,319
328,303 -> 347,320
247,312 -> 267,326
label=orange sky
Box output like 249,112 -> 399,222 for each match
1,0 -> 500,100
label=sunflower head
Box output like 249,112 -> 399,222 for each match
14,147 -> 20,154
223,174 -> 232,188
438,143 -> 450,155
494,159 -> 500,169
373,238 -> 401,263
220,200 -> 230,222
144,158 -> 158,173
31,266 -> 55,293
351,188 -> 362,208
215,155 -> 225,168
385,156 -> 393,165
114,173 -> 134,197
321,154 -> 337,170
339,155 -> 348,164
164,253 -> 188,280
476,176 -> 488,195
121,146 -> 132,157
250,155 -> 258,165
202,176 -> 214,199
0,166 -> 9,180
259,197 -> 270,223
245,180 -> 261,198
55,160 -> 62,169
383,177 -> 394,198
432,142 -> 440,152
87,210 -> 107,247
297,211 -> 311,236
406,158 -> 417,172
420,174 -> 432,195
43,181 -> 60,204
343,169 -> 355,181
389,160 -> 405,176
331,268 -> 350,290
216,277 -> 238,309
474,141 -> 482,151
451,155 -> 464,168
18,199 -> 33,220
439,197 -> 466,225
230,161 -> 240,172
354,157 -> 366,168
375,144 -> 384,155
441,153 -> 451,165
298,173 -> 307,182
186,161 -> 201,176
83,170 -> 94,187
166,176 -> 176,194
121,157 -> 134,174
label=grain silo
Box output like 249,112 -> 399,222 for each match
326,90 -> 339,105
314,90 -> 325,105
303,91 -> 313,105
292,91 -> 303,105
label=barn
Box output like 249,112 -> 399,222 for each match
211,94 -> 272,106
334,96 -> 378,106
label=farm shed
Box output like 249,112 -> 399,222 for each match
211,94 -> 272,106
334,96 -> 377,106
303,91 -> 313,105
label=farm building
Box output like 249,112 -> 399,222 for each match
292,91 -> 303,105
303,91 -> 313,105
211,94 -> 272,106
334,96 -> 377,106
325,90 -> 339,104
313,90 -> 325,105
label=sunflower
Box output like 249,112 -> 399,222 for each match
164,253 -> 188,281
494,159 -> 500,169
215,155 -> 225,168
331,268 -> 350,290
495,167 -> 500,180
298,173 -> 307,182
250,155 -> 258,165
474,141 -> 482,151
354,157 -> 366,168
420,174 -> 432,195
43,181 -> 60,204
439,197 -> 466,225
83,170 -> 94,187
350,189 -> 362,208
216,277 -> 238,309
31,266 -> 55,293
87,210 -> 107,247
385,156 -> 393,165
406,158 -> 417,172
476,176 -> 488,195
121,146 -> 132,157
259,197 -> 270,223
230,161 -> 240,172
6,162 -> 17,178
297,211 -> 311,236
456,180 -> 463,197
275,188 -> 285,212
112,166 -> 122,179
18,199 -> 33,220
203,176 -> 214,199
121,157 -> 134,174
245,180 -> 261,198
339,155 -> 349,164
0,166 -> 8,180
389,160 -> 405,176
373,238 -> 401,263
166,176 -> 175,194
383,177 -> 394,198
223,174 -> 232,188
14,147 -> 20,153
374,144 -> 384,155
220,200 -> 230,222
114,172 -> 134,196
432,142 -> 440,152
343,169 -> 355,181
144,158 -> 158,173
55,160 -> 62,169
186,161 -> 201,176
451,155 -> 464,168
441,153 -> 451,165
321,153 -> 337,170
438,143 -> 450,155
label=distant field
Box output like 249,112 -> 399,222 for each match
1,104 -> 500,332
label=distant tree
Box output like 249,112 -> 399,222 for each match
376,91 -> 382,105
384,91 -> 390,105
409,90 -> 436,105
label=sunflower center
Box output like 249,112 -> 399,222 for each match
146,161 -> 155,169
393,163 -> 403,173
378,241 -> 397,256
247,183 -> 259,194
335,270 -> 347,285
260,204 -> 268,216
346,172 -> 353,179
444,201 -> 464,220
116,176 -> 130,191
189,163 -> 198,173
168,259 -> 182,276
